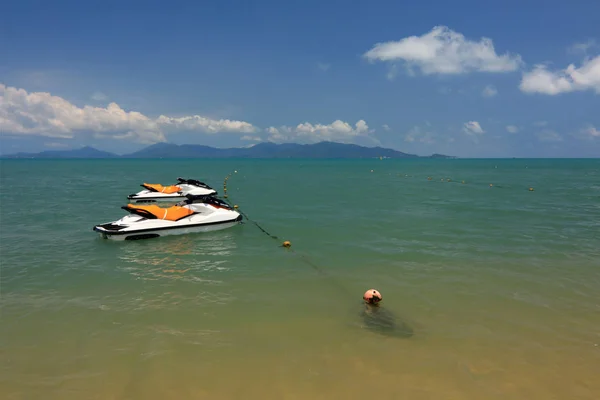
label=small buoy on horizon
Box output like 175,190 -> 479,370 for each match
462,180 -> 465,184
370,170 -> 374,173
529,187 -> 534,191
224,195 -> 228,198
282,241 -> 291,248
489,184 -> 493,187
235,170 -> 238,173
233,205 -> 238,209
363,289 -> 382,304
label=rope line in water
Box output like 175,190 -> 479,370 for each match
245,215 -> 279,240
217,167 -> 540,309
221,172 -> 279,240
218,167 -> 537,296
220,171 -> 353,297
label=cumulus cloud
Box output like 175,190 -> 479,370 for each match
463,121 -> 484,135
266,119 -> 372,144
568,40 -> 596,55
241,135 -> 262,142
404,126 -> 435,144
506,125 -> 519,133
575,124 -> 600,140
566,124 -> 600,141
0,83 -> 259,143
583,125 -> 600,138
519,55 -> 600,95
482,85 -> 498,97
363,26 -> 522,76
156,115 -> 257,134
382,124 -> 390,131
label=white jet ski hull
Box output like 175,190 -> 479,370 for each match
94,216 -> 242,240
93,197 -> 242,240
127,178 -> 217,203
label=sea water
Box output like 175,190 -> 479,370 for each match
1,158 -> 599,399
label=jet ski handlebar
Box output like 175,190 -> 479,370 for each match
181,194 -> 233,209
176,177 -> 212,189
183,193 -> 213,201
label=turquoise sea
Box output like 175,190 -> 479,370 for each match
1,158 -> 599,399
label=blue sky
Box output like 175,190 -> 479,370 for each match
1,0 -> 599,157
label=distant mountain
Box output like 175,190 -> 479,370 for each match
430,153 -> 457,159
1,141 -> 455,159
126,142 -> 234,158
125,141 -> 421,159
1,146 -> 118,159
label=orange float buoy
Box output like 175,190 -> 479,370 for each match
363,289 -> 382,304
282,240 -> 291,248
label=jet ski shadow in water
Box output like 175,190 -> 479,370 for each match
359,303 -> 414,339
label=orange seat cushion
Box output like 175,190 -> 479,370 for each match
142,183 -> 182,194
126,204 -> 195,221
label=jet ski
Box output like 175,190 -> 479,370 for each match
93,194 -> 242,241
127,177 -> 217,204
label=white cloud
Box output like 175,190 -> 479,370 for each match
482,85 -> 498,97
404,126 -> 435,144
363,26 -> 522,76
0,83 -> 259,144
156,115 -> 257,134
567,124 -> 600,141
536,129 -> 562,142
578,124 -> 600,140
583,125 -> 600,138
463,121 -> 484,135
569,40 -> 596,55
266,119 -> 373,144
519,55 -> 600,95
506,125 -> 519,133
533,121 -> 548,127
382,124 -> 390,131
386,65 -> 399,80
241,135 -> 262,142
